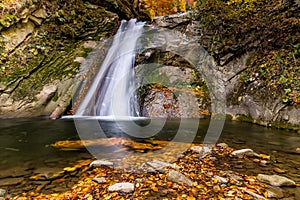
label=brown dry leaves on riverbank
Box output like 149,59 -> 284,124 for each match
9,140 -> 269,200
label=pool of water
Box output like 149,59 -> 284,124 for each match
0,117 -> 299,196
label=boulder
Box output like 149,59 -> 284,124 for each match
257,174 -> 296,187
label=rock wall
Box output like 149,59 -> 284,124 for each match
152,11 -> 300,130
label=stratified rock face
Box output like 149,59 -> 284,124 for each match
0,1 -> 119,118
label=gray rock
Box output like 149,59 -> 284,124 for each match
167,170 -> 193,187
214,175 -> 228,184
108,182 -> 134,193
146,160 -> 178,173
90,160 -> 114,168
257,174 -> 296,187
92,177 -> 106,184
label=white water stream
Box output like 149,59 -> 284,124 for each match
76,19 -> 145,117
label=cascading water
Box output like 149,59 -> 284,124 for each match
76,19 -> 145,117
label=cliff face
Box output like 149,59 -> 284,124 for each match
151,0 -> 300,130
0,0 -> 299,129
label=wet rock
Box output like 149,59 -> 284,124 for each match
231,148 -> 260,158
108,182 -> 134,193
190,145 -> 211,155
257,174 -> 296,187
167,170 -> 193,187
260,160 -> 268,167
266,186 -> 284,199
0,177 -> 24,186
92,177 -> 106,184
146,160 -> 178,173
90,160 -> 114,168
217,143 -> 228,148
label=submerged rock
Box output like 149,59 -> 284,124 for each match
257,174 -> 296,187
167,170 -> 193,187
146,160 -> 179,173
108,182 -> 134,193
0,177 -> 24,187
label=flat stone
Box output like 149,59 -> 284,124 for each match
214,175 -> 228,184
244,189 -> 267,200
108,182 -> 134,193
90,160 -> 114,168
231,149 -> 260,157
92,177 -> 106,184
0,177 -> 24,186
146,160 -> 178,173
2,21 -> 35,52
167,170 -> 193,187
257,174 -> 296,187
32,8 -> 48,19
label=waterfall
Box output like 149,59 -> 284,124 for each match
76,19 -> 145,117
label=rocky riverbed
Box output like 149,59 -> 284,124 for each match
0,138 -> 299,199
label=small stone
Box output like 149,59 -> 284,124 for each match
296,148 -> 300,153
214,175 -> 228,184
273,167 -> 286,174
217,143 -> 228,148
92,177 -> 106,184
74,57 -> 86,64
190,145 -> 211,155
90,160 -> 114,168
260,160 -> 268,167
231,149 -> 260,157
108,182 -> 134,193
213,185 -> 221,192
257,174 -> 296,187
167,170 -> 193,187
0,189 -> 7,197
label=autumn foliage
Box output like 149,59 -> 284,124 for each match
142,0 -> 197,19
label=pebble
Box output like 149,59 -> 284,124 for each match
92,177 -> 106,184
217,143 -> 228,148
257,174 -> 296,187
0,189 -> 6,197
108,182 -> 134,193
90,160 -> 114,168
214,175 -> 228,184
